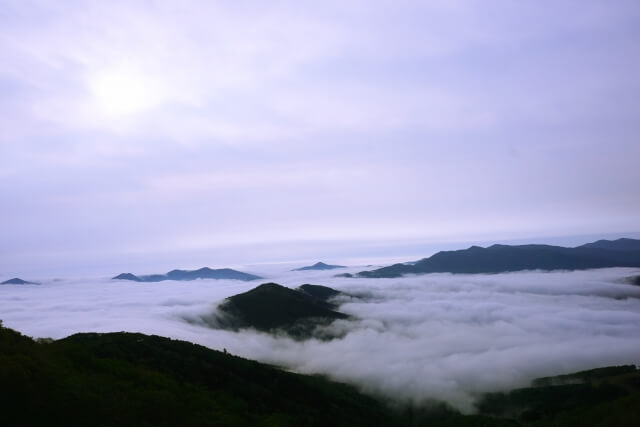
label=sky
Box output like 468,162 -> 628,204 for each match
1,1 -> 640,276
1,267 -> 640,412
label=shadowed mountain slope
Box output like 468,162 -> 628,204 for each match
0,324 -> 393,427
210,283 -> 348,339
350,239 -> 640,278
298,283 -> 342,300
2,323 -> 637,426
579,238 -> 640,251
477,365 -> 640,426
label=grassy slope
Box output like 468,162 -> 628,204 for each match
2,322 -> 639,426
0,325 -> 391,427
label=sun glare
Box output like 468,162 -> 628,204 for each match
88,65 -> 164,117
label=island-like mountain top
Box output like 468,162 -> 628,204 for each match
112,267 -> 262,282
1,277 -> 38,285
346,238 -> 640,278
112,273 -> 142,281
292,262 -> 346,271
204,283 -> 348,339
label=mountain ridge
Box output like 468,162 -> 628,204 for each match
347,238 -> 640,278
112,267 -> 262,282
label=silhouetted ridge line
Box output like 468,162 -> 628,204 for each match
292,262 -> 346,271
347,238 -> 640,278
112,267 -> 262,282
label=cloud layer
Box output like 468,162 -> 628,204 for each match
2,267 -> 639,412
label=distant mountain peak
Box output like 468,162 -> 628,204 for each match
353,237 -> 640,278
1,277 -> 38,285
292,262 -> 346,271
112,267 -> 262,282
112,273 -> 142,282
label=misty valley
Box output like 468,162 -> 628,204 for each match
4,1 -> 640,424
2,239 -> 640,426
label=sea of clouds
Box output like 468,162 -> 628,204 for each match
2,266 -> 640,412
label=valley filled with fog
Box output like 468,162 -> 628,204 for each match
2,266 -> 640,412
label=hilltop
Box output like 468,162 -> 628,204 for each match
205,283 -> 348,339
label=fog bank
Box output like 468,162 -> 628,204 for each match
1,267 -> 639,412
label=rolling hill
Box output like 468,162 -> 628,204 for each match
0,323 -> 392,426
2,321 -> 639,426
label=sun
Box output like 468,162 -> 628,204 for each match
88,65 -> 164,117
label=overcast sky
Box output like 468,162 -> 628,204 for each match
1,1 -> 639,275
